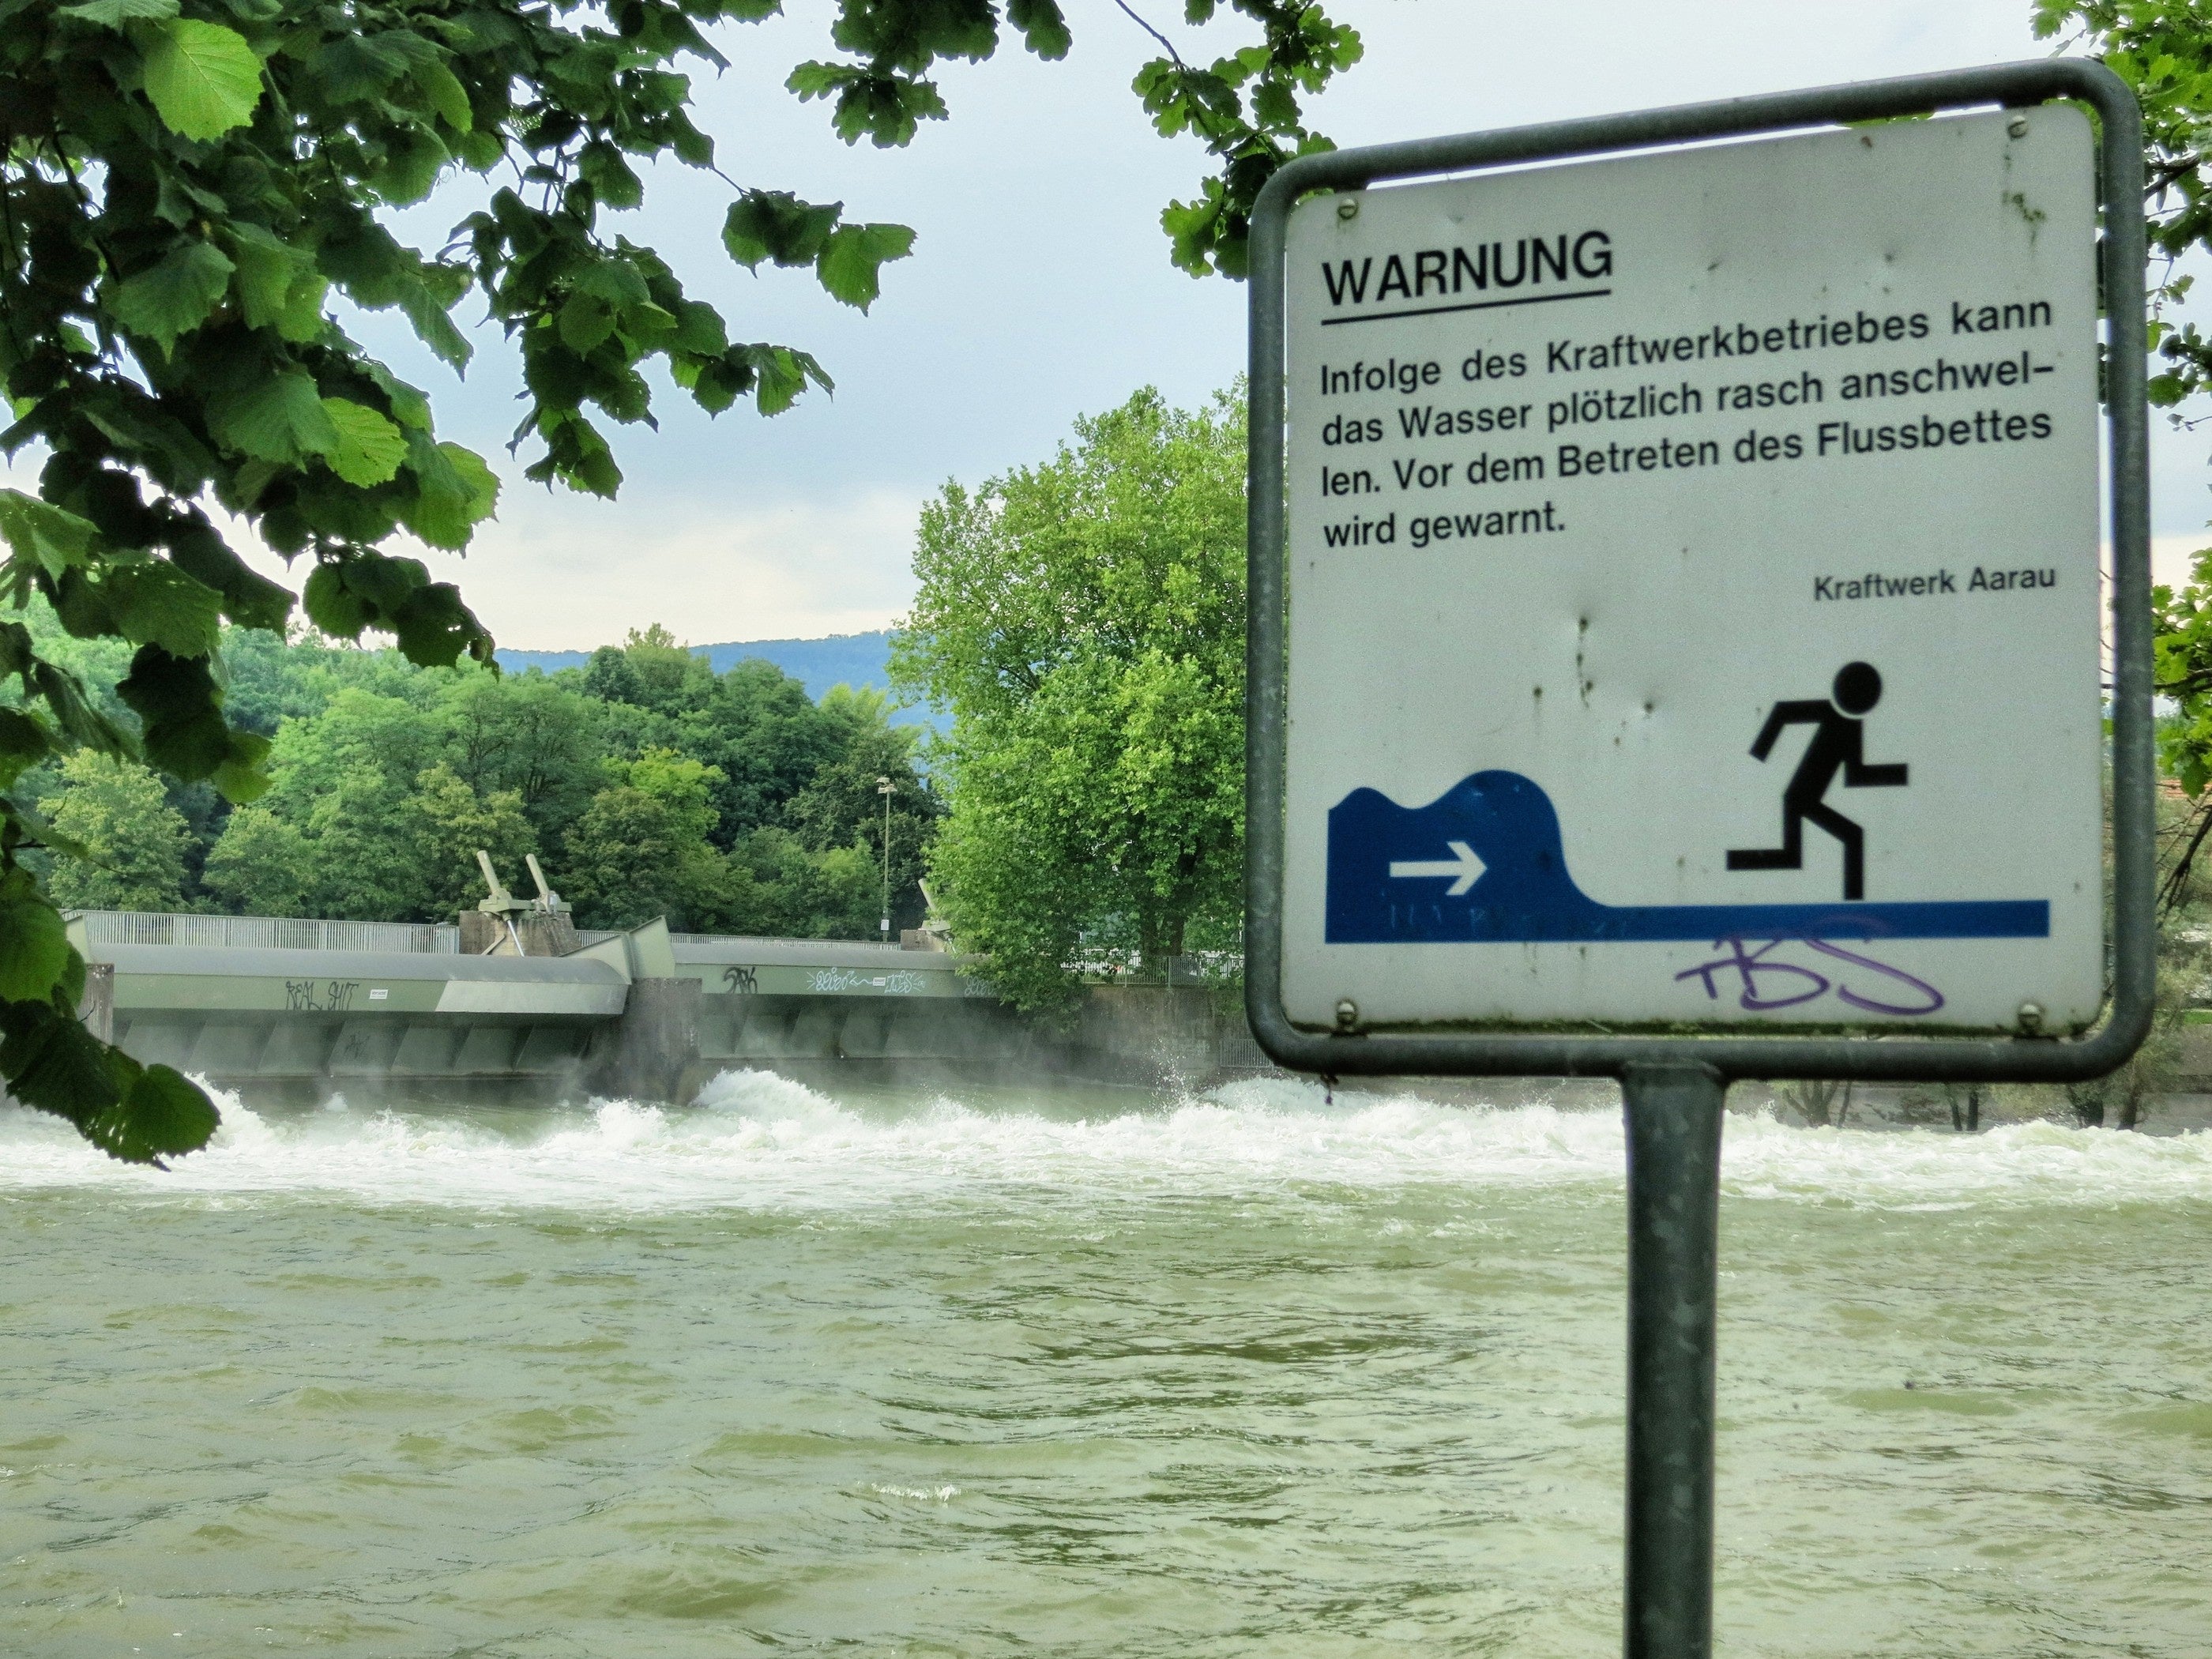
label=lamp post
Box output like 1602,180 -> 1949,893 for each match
876,775 -> 893,938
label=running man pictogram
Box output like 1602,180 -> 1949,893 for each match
1725,660 -> 1907,901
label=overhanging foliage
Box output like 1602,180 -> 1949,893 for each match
1,0 -> 1360,1159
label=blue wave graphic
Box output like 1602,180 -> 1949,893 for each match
1325,770 -> 2049,945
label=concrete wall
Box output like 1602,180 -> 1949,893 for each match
684,980 -> 1272,1095
2170,1025 -> 2212,1089
1069,984 -> 1270,1087
459,912 -> 582,956
78,962 -> 115,1044
591,977 -> 702,1103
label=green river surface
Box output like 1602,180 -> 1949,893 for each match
3,1070 -> 2209,1657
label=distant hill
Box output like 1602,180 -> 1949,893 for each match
497,630 -> 891,692
497,630 -> 945,730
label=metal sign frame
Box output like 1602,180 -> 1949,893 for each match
1246,58 -> 2151,1089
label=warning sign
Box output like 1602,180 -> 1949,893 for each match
1277,107 -> 2103,1033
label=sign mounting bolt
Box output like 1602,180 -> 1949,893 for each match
2016,1001 -> 2045,1033
2007,114 -> 2030,138
1335,998 -> 1360,1031
1337,197 -> 1359,221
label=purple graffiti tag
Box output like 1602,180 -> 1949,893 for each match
1673,936 -> 1946,1017
1674,937 -> 1830,1011
1802,939 -> 1945,1016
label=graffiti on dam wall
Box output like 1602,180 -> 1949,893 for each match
719,964 -> 937,997
286,978 -> 362,1011
807,969 -> 931,995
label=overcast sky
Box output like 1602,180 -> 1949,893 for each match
23,1 -> 2212,646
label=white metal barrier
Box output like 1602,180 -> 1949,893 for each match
69,910 -> 461,954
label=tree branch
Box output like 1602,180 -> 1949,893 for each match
1111,0 -> 1189,70
2161,796 -> 2212,913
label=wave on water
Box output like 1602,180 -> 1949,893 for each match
0,1069 -> 2207,1211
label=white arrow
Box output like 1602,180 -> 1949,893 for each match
1389,840 -> 1486,896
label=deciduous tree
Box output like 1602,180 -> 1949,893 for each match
562,747 -> 727,927
893,385 -> 1246,1009
724,822 -> 877,936
200,803 -> 313,915
783,682 -> 938,928
37,750 -> 192,911
401,759 -> 537,920
2041,4 -> 2212,416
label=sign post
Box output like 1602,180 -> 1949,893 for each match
1245,61 -> 2149,1659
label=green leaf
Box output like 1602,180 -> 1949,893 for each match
391,579 -> 483,668
785,62 -> 948,147
141,19 -> 265,141
735,344 -> 830,416
0,707 -> 51,788
109,239 -> 235,355
102,561 -> 225,656
1224,43 -> 1271,83
376,127 -> 450,205
0,997 -> 122,1141
396,280 -> 471,369
784,60 -> 844,101
334,549 -> 431,615
1008,0 -> 1071,59
276,272 -> 330,344
401,439 -> 500,548
574,259 -> 649,309
0,872 -> 70,1003
209,371 -> 340,465
416,58 -> 473,131
46,567 -> 118,641
816,222 -> 915,312
150,167 -> 225,228
360,364 -> 432,431
167,525 -> 292,631
557,295 -> 616,353
669,121 -> 713,168
723,192 -> 841,269
577,141 -> 641,210
224,223 -> 311,331
320,398 -> 408,487
225,459 -> 281,510
0,490 -> 100,577
117,645 -> 231,780
92,1063 -> 220,1166
28,660 -> 128,756
58,0 -> 179,27
212,728 -> 273,803
298,551 -> 487,664
303,562 -> 369,639
442,443 -> 499,517
1251,78 -> 1296,130
672,300 -> 728,356
77,393 -> 218,491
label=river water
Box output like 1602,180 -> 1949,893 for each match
3,1071 -> 2208,1657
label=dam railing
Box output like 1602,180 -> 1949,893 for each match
68,910 -> 461,954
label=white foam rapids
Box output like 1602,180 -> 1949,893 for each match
1,1070 -> 2207,1212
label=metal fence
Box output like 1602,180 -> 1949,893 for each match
70,910 -> 461,954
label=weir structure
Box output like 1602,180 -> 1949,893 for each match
64,905 -> 1263,1105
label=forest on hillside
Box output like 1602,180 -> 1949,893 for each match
21,614 -> 938,938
